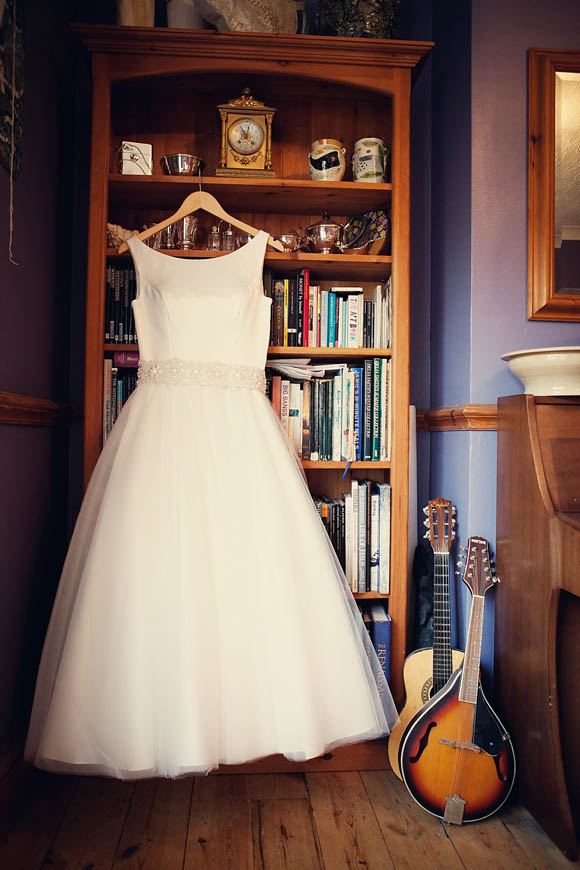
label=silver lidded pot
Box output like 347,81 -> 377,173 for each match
304,212 -> 346,254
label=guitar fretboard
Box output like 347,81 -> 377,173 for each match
433,552 -> 452,693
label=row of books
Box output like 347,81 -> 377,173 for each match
105,265 -> 138,344
265,269 -> 392,349
103,358 -> 138,443
359,602 -> 391,684
267,358 -> 391,462
315,479 -> 391,594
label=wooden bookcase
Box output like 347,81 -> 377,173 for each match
73,24 -> 431,771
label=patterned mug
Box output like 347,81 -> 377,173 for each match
352,137 -> 388,183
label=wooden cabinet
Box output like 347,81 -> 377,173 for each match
74,24 -> 431,770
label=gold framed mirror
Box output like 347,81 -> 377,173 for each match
528,48 -> 580,320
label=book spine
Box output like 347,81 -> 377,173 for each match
353,367 -> 362,461
316,286 -> 322,347
297,271 -> 305,346
373,284 -> 382,348
113,351 -> 140,367
320,290 -> 329,348
302,379 -> 311,460
123,268 -> 130,343
351,479 -> 359,593
378,482 -> 391,594
357,481 -> 367,593
103,358 -> 112,445
308,281 -> 315,347
302,268 -> 310,347
104,265 -> 111,341
347,295 -> 358,348
365,479 -> 372,590
328,291 -> 336,348
283,279 -> 289,346
128,267 -> 137,343
370,488 -> 380,592
280,379 -> 290,433
272,280 -> 284,346
287,278 -> 297,347
357,294 -> 364,348
272,374 -> 282,418
371,606 -> 391,684
331,372 -> 342,462
372,358 -> 380,461
379,358 -> 387,460
363,359 -> 373,461
289,381 -> 302,455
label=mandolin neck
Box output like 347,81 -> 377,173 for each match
459,593 -> 485,704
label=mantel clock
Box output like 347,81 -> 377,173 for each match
216,89 -> 276,177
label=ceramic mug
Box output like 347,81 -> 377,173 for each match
352,137 -> 387,183
309,138 -> 346,182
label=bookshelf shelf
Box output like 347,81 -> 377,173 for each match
77,24 -> 431,766
302,461 -> 391,469
353,592 -> 390,600
106,248 -> 392,282
108,174 -> 393,215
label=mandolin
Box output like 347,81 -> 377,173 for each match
388,497 -> 464,779
399,536 -> 516,824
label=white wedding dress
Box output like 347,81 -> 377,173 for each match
25,231 -> 397,779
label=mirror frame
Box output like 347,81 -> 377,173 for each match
528,47 -> 580,321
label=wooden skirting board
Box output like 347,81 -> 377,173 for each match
0,392 -> 79,426
417,403 -> 498,431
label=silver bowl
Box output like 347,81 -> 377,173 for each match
161,154 -> 204,176
274,232 -> 304,252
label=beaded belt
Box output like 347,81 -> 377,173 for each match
137,358 -> 266,393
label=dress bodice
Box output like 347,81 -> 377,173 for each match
127,231 -> 271,368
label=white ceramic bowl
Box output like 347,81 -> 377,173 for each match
501,346 -> 580,395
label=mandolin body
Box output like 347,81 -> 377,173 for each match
399,667 -> 516,822
388,646 -> 464,779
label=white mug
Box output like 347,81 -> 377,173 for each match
352,137 -> 387,183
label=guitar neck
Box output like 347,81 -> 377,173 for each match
433,552 -> 453,692
459,594 -> 485,704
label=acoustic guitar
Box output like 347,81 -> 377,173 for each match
388,497 -> 464,779
399,536 -> 516,824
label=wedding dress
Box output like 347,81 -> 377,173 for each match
25,231 -> 397,778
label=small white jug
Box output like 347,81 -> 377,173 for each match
352,137 -> 387,183
309,138 -> 346,182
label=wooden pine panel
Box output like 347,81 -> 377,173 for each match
252,798 -> 324,869
184,776 -> 253,870
361,770 -> 464,868
307,771 -> 394,869
0,769 -> 77,870
43,778 -> 134,869
112,778 -> 192,869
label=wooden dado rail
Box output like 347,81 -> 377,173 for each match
1,394 -> 498,431
416,404 -> 498,431
0,392 -> 79,426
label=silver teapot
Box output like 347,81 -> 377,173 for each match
304,212 -> 365,254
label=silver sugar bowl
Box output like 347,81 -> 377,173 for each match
304,212 -> 345,254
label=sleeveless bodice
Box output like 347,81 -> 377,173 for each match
127,231 -> 271,369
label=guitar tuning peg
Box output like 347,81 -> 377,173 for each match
422,506 -> 429,515
452,507 -> 457,515
459,544 -> 467,552
455,568 -> 463,576
423,518 -> 430,527
423,530 -> 430,539
495,576 -> 501,584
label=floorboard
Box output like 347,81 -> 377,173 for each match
0,766 -> 577,869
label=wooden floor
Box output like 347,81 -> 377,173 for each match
0,763 -> 577,869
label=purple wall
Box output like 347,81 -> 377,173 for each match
426,0 -> 580,679
0,0 -> 79,755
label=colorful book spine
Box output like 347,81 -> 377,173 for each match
352,367 -> 363,461
372,358 -> 381,461
280,379 -> 290,433
320,290 -> 329,348
378,481 -> 391,594
369,603 -> 391,683
363,359 -> 373,461
357,479 -> 368,593
113,351 -> 140,367
328,291 -> 336,348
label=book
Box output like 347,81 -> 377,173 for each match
272,279 -> 284,346
301,268 -> 310,347
103,358 -> 112,445
289,381 -> 302,455
331,372 -> 342,461
372,358 -> 381,460
271,374 -> 282,418
328,290 -> 337,347
280,379 -> 290,433
357,479 -> 368,593
113,350 -> 140,367
302,379 -> 311,459
369,486 -> 380,592
363,359 -> 373,461
320,290 -> 329,348
347,295 -> 358,348
369,603 -> 392,683
352,366 -> 363,461
377,481 -> 391,594
350,478 -> 359,593
287,277 -> 298,347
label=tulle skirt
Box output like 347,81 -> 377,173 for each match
25,382 -> 397,779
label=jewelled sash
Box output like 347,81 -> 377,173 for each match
137,358 -> 266,393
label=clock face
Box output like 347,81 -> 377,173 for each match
227,117 -> 265,155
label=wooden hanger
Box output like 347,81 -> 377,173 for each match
118,188 -> 284,253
